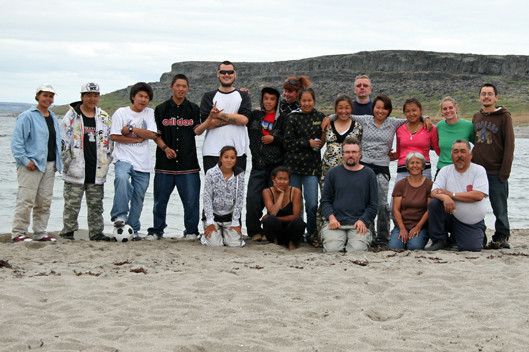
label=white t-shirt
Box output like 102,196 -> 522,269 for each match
110,106 -> 157,173
202,90 -> 248,157
432,163 -> 489,225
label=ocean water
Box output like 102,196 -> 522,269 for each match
1,114 -> 527,236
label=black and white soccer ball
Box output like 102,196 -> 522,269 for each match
113,225 -> 134,242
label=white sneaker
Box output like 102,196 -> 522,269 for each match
144,234 -> 157,241
184,234 -> 198,240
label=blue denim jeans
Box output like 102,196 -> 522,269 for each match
487,174 -> 510,241
388,226 -> 429,250
289,174 -> 319,239
148,172 -> 200,237
111,161 -> 150,234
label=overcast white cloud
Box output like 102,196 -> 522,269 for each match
1,0 -> 529,104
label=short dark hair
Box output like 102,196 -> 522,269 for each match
261,87 -> 280,109
298,87 -> 316,103
271,166 -> 291,178
218,60 -> 235,70
372,94 -> 393,117
130,82 -> 153,103
480,83 -> 498,96
334,94 -> 354,113
171,74 -> 189,86
403,98 -> 422,113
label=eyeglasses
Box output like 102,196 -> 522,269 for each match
219,70 -> 235,75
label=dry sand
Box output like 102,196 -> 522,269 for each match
1,229 -> 529,352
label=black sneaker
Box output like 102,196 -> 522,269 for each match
425,240 -> 448,251
114,218 -> 126,227
91,234 -> 111,242
60,232 -> 75,240
497,237 -> 511,249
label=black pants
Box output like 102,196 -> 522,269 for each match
245,166 -> 278,236
262,216 -> 305,245
428,198 -> 485,252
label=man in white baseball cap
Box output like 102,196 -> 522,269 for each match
59,82 -> 114,241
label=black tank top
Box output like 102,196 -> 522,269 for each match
269,187 -> 293,217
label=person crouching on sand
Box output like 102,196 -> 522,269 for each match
261,166 -> 305,250
202,146 -> 245,247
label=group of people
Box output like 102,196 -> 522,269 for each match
10,61 -> 515,253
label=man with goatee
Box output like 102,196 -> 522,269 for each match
199,60 -> 252,172
426,140 -> 488,252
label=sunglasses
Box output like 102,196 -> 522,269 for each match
284,79 -> 299,86
219,70 -> 235,75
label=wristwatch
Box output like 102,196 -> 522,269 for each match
128,126 -> 134,133
452,192 -> 456,200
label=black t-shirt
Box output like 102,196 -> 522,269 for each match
44,114 -> 56,162
82,114 -> 97,184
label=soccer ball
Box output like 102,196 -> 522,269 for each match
114,225 -> 134,242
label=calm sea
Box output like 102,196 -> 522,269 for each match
1,114 -> 527,235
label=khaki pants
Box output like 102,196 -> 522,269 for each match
12,162 -> 56,240
321,223 -> 372,252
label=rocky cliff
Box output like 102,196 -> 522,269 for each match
104,50 -> 529,117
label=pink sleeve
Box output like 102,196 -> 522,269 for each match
430,125 -> 440,156
396,124 -> 405,165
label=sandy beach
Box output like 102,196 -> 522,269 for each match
1,229 -> 529,351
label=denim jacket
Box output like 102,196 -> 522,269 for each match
11,107 -> 62,173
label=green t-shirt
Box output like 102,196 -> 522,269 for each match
436,118 -> 475,170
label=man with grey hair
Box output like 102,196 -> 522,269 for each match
426,139 -> 488,252
320,136 -> 378,252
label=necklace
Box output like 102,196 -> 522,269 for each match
407,123 -> 422,140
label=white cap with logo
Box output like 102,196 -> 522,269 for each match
36,83 -> 56,94
81,82 -> 100,93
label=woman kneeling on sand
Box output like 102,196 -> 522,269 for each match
202,146 -> 245,247
389,152 -> 433,250
262,166 -> 305,250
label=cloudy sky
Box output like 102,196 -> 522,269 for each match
2,0 -> 529,104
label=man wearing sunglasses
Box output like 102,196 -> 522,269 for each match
199,60 -> 252,172
352,75 -> 373,115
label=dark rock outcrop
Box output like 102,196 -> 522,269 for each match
108,50 -> 529,114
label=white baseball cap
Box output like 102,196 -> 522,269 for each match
36,83 -> 56,94
81,82 -> 100,93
